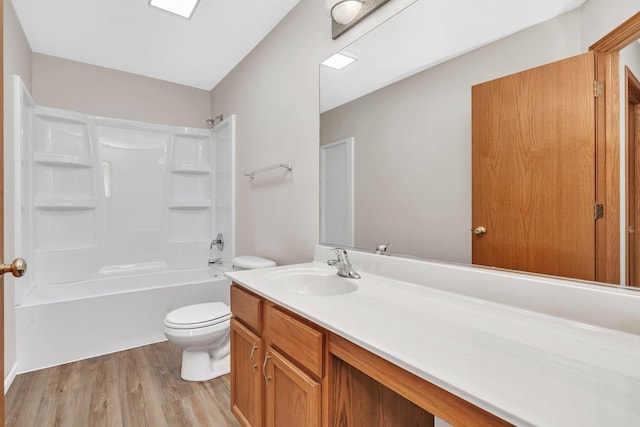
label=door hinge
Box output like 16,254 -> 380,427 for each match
594,203 -> 604,220
594,81 -> 603,98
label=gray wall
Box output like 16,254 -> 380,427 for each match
4,0 -> 32,389
32,53 -> 211,129
321,9 -> 582,262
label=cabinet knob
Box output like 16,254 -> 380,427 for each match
473,226 -> 487,237
1,258 -> 27,277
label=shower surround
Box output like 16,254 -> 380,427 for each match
12,77 -> 235,372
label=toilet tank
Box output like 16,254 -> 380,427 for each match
232,256 -> 276,271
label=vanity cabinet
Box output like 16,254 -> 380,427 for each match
230,282 -> 509,427
230,284 -> 324,427
264,346 -> 321,427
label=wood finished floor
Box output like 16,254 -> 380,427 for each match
5,341 -> 240,427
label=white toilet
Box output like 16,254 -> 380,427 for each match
164,255 -> 276,381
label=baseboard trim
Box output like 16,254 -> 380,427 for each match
5,362 -> 18,394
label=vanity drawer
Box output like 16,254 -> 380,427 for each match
231,284 -> 262,333
265,304 -> 324,378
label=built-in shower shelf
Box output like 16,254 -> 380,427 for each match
36,244 -> 98,252
34,197 -> 97,210
34,152 -> 93,168
170,164 -> 211,174
167,200 -> 211,209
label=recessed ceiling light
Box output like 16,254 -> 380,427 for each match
321,51 -> 358,70
149,0 -> 200,19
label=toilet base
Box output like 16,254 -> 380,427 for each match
180,351 -> 230,382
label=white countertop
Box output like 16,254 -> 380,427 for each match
226,250 -> 640,426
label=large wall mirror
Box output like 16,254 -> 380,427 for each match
319,0 -> 640,289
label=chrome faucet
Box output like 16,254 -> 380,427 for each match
327,248 -> 361,279
375,243 -> 392,255
210,233 -> 224,251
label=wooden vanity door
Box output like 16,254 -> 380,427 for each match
472,52 -> 596,281
264,347 -> 321,427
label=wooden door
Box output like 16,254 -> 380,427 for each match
265,347 -> 320,427
231,319 -> 264,427
472,52 -> 596,281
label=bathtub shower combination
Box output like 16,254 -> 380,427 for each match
12,77 -> 236,373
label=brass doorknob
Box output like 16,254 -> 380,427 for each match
1,258 -> 27,277
473,226 -> 487,237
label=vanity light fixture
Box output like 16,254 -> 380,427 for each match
326,0 -> 390,39
326,0 -> 364,25
149,0 -> 200,19
321,51 -> 358,70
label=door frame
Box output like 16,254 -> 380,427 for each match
625,67 -> 640,286
590,11 -> 640,284
1,0 -> 5,420
319,137 -> 355,247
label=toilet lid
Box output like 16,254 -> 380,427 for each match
165,302 -> 231,329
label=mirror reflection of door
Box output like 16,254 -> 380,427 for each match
472,52 -> 596,281
626,67 -> 640,287
320,138 -> 354,247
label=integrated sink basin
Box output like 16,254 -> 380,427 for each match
267,267 -> 358,296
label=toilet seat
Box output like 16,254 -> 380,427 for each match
164,302 -> 231,330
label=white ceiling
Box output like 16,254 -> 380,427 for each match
320,0 -> 587,112
11,0 -> 301,91
11,0 -> 587,98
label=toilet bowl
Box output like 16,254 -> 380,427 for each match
164,302 -> 231,381
164,255 -> 276,381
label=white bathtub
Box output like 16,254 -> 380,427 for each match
15,267 -> 231,373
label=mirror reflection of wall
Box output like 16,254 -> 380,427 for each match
320,6 -> 584,263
